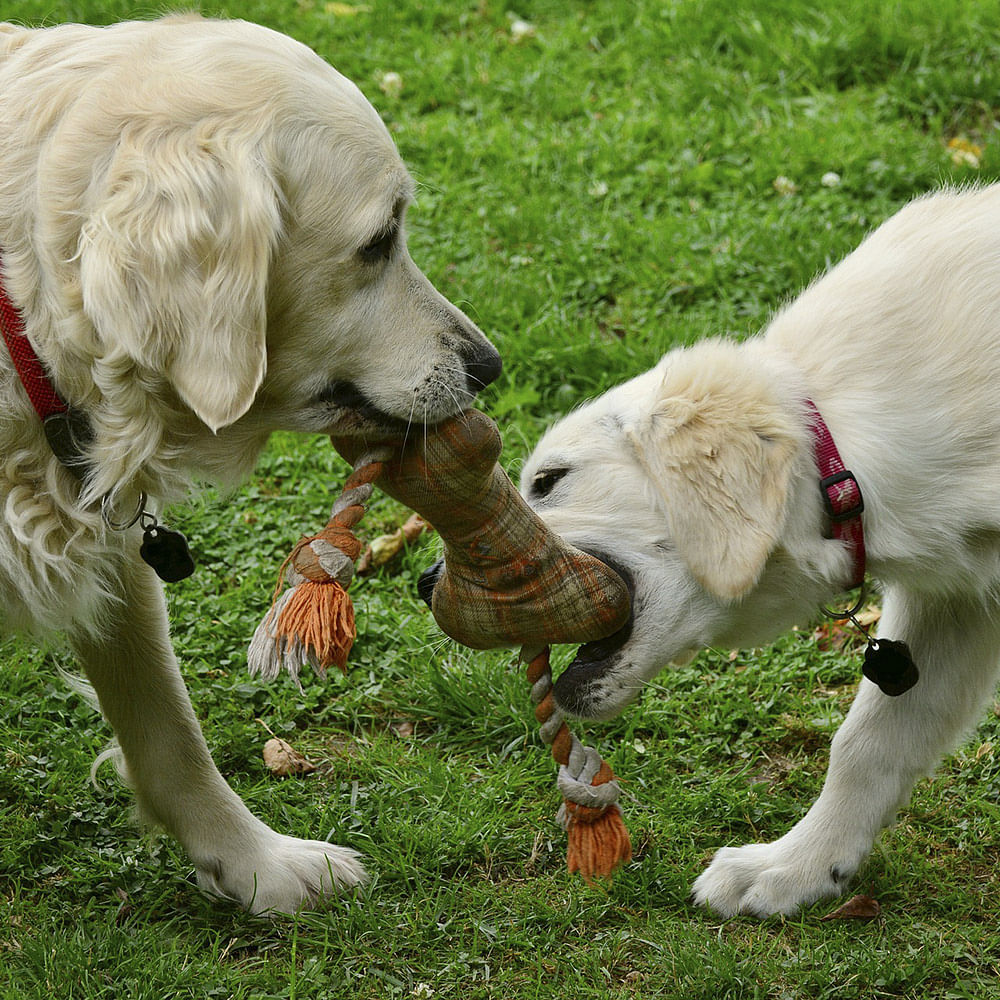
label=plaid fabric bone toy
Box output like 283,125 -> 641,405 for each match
249,409 -> 633,879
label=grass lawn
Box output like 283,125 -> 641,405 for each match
3,1 -> 1000,997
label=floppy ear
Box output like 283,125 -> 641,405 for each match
80,123 -> 280,432
627,347 -> 802,600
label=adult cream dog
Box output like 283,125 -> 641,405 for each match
0,16 -> 500,913
520,185 -> 1000,916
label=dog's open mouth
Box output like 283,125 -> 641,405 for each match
551,553 -> 635,716
316,380 -> 411,434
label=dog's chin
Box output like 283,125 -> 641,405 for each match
316,380 -> 475,439
553,652 -> 639,722
552,620 -> 637,722
554,639 -> 703,720
322,405 -> 409,439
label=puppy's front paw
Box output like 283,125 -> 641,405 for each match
691,840 -> 856,918
197,832 -> 367,915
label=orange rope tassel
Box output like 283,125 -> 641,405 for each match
247,449 -> 391,683
271,579 -> 356,673
563,799 -> 633,882
526,646 -> 632,882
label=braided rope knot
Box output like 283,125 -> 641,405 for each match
525,646 -> 632,881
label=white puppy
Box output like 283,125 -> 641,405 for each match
521,184 -> 1000,917
0,16 -> 500,913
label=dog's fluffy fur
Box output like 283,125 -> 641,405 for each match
521,184 -> 1000,916
0,16 -> 500,913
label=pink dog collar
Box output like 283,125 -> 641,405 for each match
805,399 -> 866,590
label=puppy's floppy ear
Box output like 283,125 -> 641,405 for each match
80,122 -> 281,432
627,345 -> 802,600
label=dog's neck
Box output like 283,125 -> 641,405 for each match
0,258 -> 195,581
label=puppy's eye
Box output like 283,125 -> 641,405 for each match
531,467 -> 569,499
358,227 -> 396,263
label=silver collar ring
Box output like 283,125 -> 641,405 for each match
101,491 -> 148,532
819,581 -> 868,623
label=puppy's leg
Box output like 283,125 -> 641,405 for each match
70,556 -> 365,914
693,587 -> 1000,917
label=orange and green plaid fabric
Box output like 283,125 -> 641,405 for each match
332,410 -> 630,650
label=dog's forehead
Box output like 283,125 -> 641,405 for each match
527,364 -> 665,470
522,405 -> 628,490
274,91 -> 410,249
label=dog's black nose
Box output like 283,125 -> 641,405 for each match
417,559 -> 443,607
464,344 -> 502,395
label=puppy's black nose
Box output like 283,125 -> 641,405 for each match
464,344 -> 502,394
417,559 -> 443,607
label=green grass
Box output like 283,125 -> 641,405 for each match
4,1 -> 1000,997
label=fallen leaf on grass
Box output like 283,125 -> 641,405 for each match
854,606 -> 882,630
821,894 -> 881,921
324,2 -> 371,15
357,513 -> 429,575
947,136 -> 982,168
263,737 -> 316,777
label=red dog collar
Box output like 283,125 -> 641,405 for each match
805,401 -> 920,695
0,256 -> 94,476
0,258 -> 69,420
805,399 -> 866,590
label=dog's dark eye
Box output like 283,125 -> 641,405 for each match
358,227 -> 397,264
531,467 -> 569,500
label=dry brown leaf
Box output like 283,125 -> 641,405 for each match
821,894 -> 881,921
262,737 -> 316,777
854,605 -> 882,629
357,513 -> 430,574
813,620 -> 856,651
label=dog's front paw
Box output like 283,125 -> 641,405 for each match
691,840 -> 857,918
196,831 -> 367,915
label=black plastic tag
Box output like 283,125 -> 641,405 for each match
862,638 -> 919,696
43,409 -> 93,481
140,524 -> 196,583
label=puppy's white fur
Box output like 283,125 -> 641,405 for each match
521,184 -> 1000,916
0,16 -> 499,913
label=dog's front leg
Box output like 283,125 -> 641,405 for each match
693,587 -> 1000,917
70,556 -> 365,913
